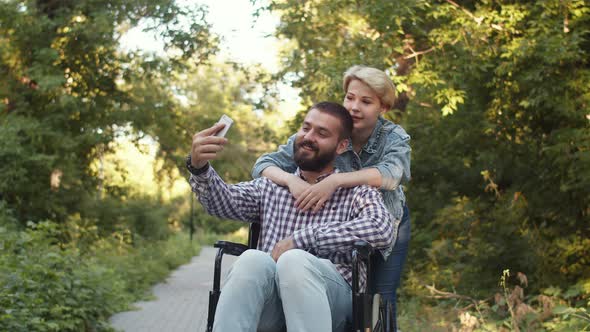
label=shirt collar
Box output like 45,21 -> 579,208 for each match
295,168 -> 340,183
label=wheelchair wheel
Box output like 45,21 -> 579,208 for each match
371,295 -> 395,332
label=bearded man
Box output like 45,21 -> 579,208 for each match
187,101 -> 394,332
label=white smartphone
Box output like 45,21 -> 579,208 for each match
215,114 -> 233,137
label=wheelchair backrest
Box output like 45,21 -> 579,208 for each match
247,222 -> 261,249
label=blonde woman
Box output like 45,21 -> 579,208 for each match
253,65 -> 411,331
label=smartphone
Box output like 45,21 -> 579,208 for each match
215,114 -> 233,137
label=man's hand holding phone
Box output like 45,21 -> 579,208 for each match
190,115 -> 233,169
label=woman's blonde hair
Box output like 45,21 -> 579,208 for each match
343,65 -> 396,110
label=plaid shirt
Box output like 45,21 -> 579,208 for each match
189,166 -> 395,290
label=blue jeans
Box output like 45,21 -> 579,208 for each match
373,204 -> 410,330
213,249 -> 352,332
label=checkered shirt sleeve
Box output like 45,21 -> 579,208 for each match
292,185 -> 394,257
189,166 -> 262,223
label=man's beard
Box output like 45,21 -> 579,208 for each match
293,139 -> 337,172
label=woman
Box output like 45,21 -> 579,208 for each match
252,65 -> 411,330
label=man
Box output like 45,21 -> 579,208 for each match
187,102 -> 394,332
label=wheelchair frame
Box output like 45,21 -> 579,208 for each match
206,222 -> 394,332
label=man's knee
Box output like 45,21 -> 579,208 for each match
227,249 -> 276,284
275,249 -> 319,285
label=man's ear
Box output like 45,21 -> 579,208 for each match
336,138 -> 349,155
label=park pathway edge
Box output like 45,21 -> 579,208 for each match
109,246 -> 236,332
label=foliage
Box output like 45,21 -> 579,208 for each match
0,0 -> 217,223
0,220 -> 200,332
0,0 -> 276,232
77,194 -> 176,241
186,204 -> 245,234
260,0 -> 590,296
397,270 -> 590,331
137,61 -> 282,184
193,225 -> 250,247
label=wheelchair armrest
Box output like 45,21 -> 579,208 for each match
353,241 -> 374,261
211,241 -> 249,294
214,240 -> 249,257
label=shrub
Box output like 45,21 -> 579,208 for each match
0,221 -> 200,331
398,270 -> 590,331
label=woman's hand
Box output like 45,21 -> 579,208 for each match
295,174 -> 341,213
286,174 -> 311,200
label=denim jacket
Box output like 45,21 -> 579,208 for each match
252,116 -> 411,225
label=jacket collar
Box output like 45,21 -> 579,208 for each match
346,116 -> 385,154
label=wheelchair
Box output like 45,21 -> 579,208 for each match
206,222 -> 396,332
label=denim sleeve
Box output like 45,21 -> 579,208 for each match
372,129 -> 411,191
251,134 -> 298,179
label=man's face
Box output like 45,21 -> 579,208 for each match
293,109 -> 347,172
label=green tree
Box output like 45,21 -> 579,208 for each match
260,0 -> 590,291
0,0 -> 217,224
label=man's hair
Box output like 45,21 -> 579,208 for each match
310,101 -> 353,139
343,65 -> 397,110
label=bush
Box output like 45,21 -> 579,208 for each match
0,222 -> 122,331
80,195 -> 174,241
0,201 -> 18,231
398,270 -> 590,331
0,221 -> 200,332
183,207 -> 244,235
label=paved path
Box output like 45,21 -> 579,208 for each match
109,246 -> 237,332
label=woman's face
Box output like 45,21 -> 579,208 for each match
343,79 -> 387,135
